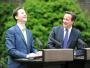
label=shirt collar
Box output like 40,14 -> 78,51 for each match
64,27 -> 72,32
17,23 -> 26,31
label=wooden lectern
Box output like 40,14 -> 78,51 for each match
42,49 -> 73,62
84,48 -> 90,60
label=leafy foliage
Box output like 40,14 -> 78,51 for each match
24,0 -> 90,47
0,3 -> 15,68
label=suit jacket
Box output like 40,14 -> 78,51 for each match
6,25 -> 35,68
47,26 -> 84,55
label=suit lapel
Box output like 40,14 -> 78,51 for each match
60,27 -> 64,42
26,29 -> 31,53
57,26 -> 64,48
15,25 -> 27,45
26,29 -> 30,46
67,28 -> 74,48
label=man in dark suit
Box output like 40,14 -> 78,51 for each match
47,11 -> 84,52
6,7 -> 37,68
47,11 -> 85,68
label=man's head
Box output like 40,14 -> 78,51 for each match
13,7 -> 27,23
63,11 -> 76,29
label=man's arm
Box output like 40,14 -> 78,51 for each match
6,29 -> 27,58
47,27 -> 56,49
74,30 -> 85,56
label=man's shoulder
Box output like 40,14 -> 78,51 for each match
72,28 -> 80,34
26,28 -> 32,33
53,26 -> 63,30
6,25 -> 17,33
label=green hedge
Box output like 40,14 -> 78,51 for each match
0,3 -> 15,68
24,0 -> 90,47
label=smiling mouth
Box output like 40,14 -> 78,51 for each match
23,17 -> 27,19
64,22 -> 68,25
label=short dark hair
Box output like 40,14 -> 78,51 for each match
12,7 -> 23,21
65,11 -> 76,21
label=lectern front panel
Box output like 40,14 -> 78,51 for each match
84,48 -> 90,60
43,49 -> 73,62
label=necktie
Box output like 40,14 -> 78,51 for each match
22,28 -> 26,31
22,28 -> 27,44
63,29 -> 68,48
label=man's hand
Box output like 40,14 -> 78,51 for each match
26,51 -> 42,59
36,51 -> 42,57
26,53 -> 37,59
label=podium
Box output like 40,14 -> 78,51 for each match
15,49 -> 73,68
84,48 -> 90,60
15,48 -> 90,68
42,49 -> 73,62
42,49 -> 74,68
84,48 -> 90,68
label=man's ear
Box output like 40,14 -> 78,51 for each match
15,16 -> 18,20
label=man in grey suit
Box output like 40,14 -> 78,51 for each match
6,7 -> 37,68
47,11 -> 85,68
47,11 -> 84,53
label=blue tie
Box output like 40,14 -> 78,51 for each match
63,29 -> 68,48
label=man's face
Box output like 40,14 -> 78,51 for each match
63,13 -> 73,28
15,9 -> 27,23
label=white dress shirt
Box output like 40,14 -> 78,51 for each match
17,23 -> 27,44
63,27 -> 72,40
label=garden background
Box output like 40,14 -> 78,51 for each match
0,0 -> 90,67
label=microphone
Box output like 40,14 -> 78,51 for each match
78,39 -> 87,47
74,39 -> 87,56
50,37 -> 61,47
36,38 -> 43,49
